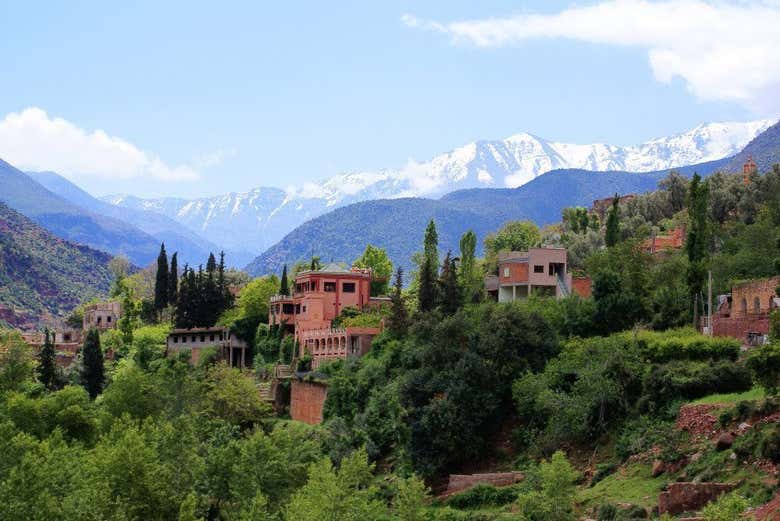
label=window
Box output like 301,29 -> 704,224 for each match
107,316 -> 111,323
302,305 -> 307,312
191,336 -> 196,342
201,335 -> 206,342
503,267 -> 510,277
210,334 -> 215,341
533,265 -> 544,273
173,336 -> 179,343
63,333 -> 71,342
754,297 -> 761,313
324,282 -> 336,292
741,298 -> 747,315
342,282 -> 356,293
295,304 -> 301,313
97,316 -> 102,325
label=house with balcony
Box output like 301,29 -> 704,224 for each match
166,326 -> 249,367
268,263 -> 385,369
486,247 -> 590,302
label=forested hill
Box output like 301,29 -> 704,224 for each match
0,158 -> 160,267
245,157 -> 730,277
0,202 -> 113,328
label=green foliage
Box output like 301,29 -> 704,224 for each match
686,173 -> 711,325
445,484 -> 518,509
204,363 -> 272,426
484,220 -> 541,272
437,251 -> 462,315
458,230 -> 483,303
514,451 -> 579,521
700,492 -> 748,521
615,417 -> 682,461
236,275 -> 280,323
746,343 -> 780,395
155,242 -> 170,311
284,447 -> 385,521
37,329 -> 58,390
280,265 -> 289,295
387,267 -> 409,337
393,475 -> 430,521
623,328 -> 740,362
354,244 -> 393,296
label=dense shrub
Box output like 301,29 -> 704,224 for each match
733,423 -> 780,463
623,328 -> 740,362
615,417 -> 683,461
640,360 -> 752,411
746,343 -> 780,395
445,484 -> 518,509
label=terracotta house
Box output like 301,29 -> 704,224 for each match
166,326 -> 249,367
486,248 -> 579,302
83,301 -> 121,331
643,227 -> 685,256
268,263 -> 385,370
707,276 -> 780,346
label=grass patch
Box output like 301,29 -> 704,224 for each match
690,387 -> 765,405
576,464 -> 666,510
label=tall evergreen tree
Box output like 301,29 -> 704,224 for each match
387,267 -> 408,336
686,173 -> 710,328
37,328 -> 57,390
418,256 -> 437,312
175,264 -> 191,328
154,243 -> 169,311
438,251 -> 462,315
168,252 -> 178,304
81,328 -> 104,399
218,251 -> 232,310
423,219 -> 439,267
310,256 -> 321,271
280,265 -> 289,296
605,194 -> 621,247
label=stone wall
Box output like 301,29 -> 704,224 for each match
658,482 -> 734,515
443,472 -> 524,497
290,380 -> 328,425
571,277 -> 592,298
731,276 -> 780,318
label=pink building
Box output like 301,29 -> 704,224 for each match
269,263 -> 384,369
488,248 -> 573,302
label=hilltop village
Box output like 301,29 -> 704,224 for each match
1,160 -> 780,520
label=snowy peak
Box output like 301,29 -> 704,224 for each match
103,119 -> 775,257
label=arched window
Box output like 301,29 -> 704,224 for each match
741,298 -> 748,315
754,297 -> 761,313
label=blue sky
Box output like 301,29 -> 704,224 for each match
0,1 -> 777,198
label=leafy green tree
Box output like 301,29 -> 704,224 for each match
387,268 -> 408,336
284,448 -> 384,521
37,328 -> 58,390
700,492 -> 747,521
604,194 -> 621,247
484,220 -> 541,258
515,451 -> 579,521
353,244 -> 393,296
204,363 -> 271,426
177,492 -> 204,521
280,265 -> 290,296
310,256 -> 322,271
459,230 -> 482,303
155,243 -> 170,311
392,475 -> 429,521
236,275 -> 280,323
686,173 -> 710,327
80,328 -> 104,399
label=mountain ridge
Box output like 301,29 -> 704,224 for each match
104,120 -> 773,255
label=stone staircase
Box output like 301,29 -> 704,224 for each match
257,381 -> 273,402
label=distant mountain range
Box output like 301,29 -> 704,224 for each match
103,120 -> 774,256
0,159 -> 225,267
244,158 -> 734,277
0,202 -> 113,329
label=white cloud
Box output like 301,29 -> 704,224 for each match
0,107 -> 201,181
403,1 -> 780,111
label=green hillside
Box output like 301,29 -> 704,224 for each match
0,202 -> 113,327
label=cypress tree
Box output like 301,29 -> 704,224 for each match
168,252 -> 178,304
423,219 -> 439,267
175,264 -> 191,328
81,328 -> 104,399
218,251 -> 232,309
418,256 -> 437,312
458,230 -> 479,303
280,265 -> 289,296
438,251 -> 462,315
154,243 -> 169,311
605,194 -> 621,247
37,328 -> 58,390
686,173 -> 710,328
387,267 -> 408,336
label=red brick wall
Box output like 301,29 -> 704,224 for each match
711,314 -> 770,343
499,262 -> 529,284
732,276 -> 780,317
290,380 -> 328,425
658,482 -> 734,515
572,277 -> 592,298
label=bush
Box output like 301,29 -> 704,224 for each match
746,343 -> 780,395
733,423 -> 780,463
625,329 -> 740,363
445,484 -> 518,509
615,417 -> 682,461
591,463 -> 617,487
640,360 -> 752,410
700,492 -> 747,521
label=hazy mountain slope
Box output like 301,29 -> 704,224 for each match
0,159 -> 161,267
27,171 -> 226,266
245,156 -> 733,278
105,120 -> 772,256
0,202 -> 113,328
725,120 -> 780,173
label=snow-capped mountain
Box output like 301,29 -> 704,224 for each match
103,119 -> 774,257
